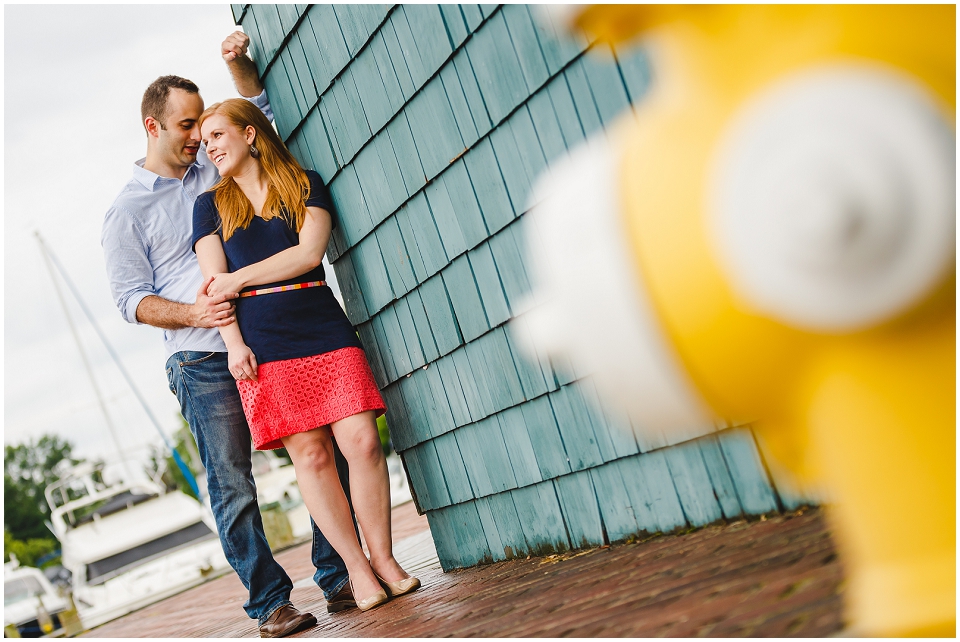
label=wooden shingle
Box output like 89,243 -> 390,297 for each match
718,428 -> 780,515
468,243 -> 510,328
496,405 -> 543,488
432,432 -> 475,504
424,176 -> 468,260
443,255 -> 488,343
405,288 -> 440,363
696,434 -> 745,519
249,3 -> 806,572
589,464 -> 642,542
511,482 -> 571,556
555,471 -> 605,548
417,273 -> 462,356
663,442 -> 725,527
465,11 -> 527,125
501,4 -> 549,93
463,138 -> 514,235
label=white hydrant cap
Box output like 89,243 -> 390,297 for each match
709,63 -> 956,332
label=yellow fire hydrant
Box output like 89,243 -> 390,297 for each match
525,5 -> 954,636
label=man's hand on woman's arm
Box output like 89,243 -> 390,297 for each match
135,276 -> 237,330
195,235 -> 258,381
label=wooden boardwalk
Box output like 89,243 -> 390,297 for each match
85,504 -> 845,637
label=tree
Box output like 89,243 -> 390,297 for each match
3,529 -> 58,568
4,435 -> 76,566
4,435 -> 76,541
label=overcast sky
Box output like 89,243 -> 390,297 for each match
3,5 -> 330,464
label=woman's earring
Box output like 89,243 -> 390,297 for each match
250,144 -> 260,159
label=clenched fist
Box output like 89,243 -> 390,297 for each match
222,30 -> 250,63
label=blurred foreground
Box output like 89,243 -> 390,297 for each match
85,502 -> 843,638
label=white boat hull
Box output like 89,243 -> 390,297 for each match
75,536 -> 230,630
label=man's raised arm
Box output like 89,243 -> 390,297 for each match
222,31 -> 264,98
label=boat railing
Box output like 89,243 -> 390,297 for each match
45,462 -> 165,532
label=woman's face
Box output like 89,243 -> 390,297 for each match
201,113 -> 256,178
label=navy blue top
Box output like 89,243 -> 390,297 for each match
191,169 -> 361,364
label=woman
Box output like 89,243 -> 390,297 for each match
192,98 -> 418,612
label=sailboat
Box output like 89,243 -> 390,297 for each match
34,233 -> 231,630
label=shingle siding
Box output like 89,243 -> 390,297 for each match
237,4 -> 809,570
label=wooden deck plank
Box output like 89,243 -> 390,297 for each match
84,507 -> 844,638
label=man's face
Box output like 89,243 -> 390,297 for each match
155,88 -> 204,170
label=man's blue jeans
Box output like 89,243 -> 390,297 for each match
166,351 -> 350,624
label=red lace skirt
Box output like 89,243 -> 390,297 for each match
237,347 -> 386,450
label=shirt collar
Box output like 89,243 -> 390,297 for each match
132,154 -> 206,191
194,145 -> 208,170
132,158 -> 160,191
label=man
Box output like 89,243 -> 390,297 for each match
102,32 -> 355,637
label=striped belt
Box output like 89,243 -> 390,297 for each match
238,280 -> 326,298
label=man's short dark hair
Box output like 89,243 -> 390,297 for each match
141,75 -> 200,130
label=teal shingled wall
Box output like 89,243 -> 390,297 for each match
232,4 -> 810,570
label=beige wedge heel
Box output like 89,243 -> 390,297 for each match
349,579 -> 388,612
374,572 -> 421,598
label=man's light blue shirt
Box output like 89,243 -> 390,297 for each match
101,91 -> 273,358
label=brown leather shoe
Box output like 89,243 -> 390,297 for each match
259,605 -> 317,638
326,582 -> 357,614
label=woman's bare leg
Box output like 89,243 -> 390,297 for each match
281,428 -> 382,600
330,411 -> 408,581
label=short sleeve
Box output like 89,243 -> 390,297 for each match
304,170 -> 336,229
192,192 -> 222,252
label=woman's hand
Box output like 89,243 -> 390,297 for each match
207,272 -> 246,299
228,343 -> 259,382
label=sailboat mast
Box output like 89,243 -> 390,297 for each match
35,231 -> 128,472
34,231 -> 201,498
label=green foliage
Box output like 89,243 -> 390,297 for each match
4,435 -> 77,542
3,530 -> 59,568
5,474 -> 47,542
377,414 -> 392,455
